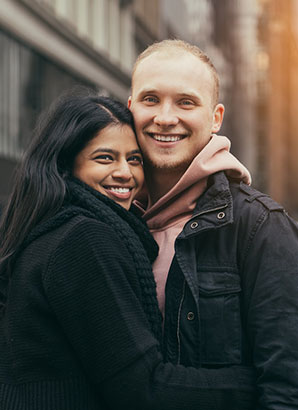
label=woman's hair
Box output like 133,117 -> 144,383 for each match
0,89 -> 135,293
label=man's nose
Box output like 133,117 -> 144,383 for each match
112,161 -> 133,180
153,102 -> 179,127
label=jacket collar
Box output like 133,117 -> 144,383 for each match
180,171 -> 234,238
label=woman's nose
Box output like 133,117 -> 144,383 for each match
112,161 -> 133,180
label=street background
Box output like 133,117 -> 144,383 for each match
1,0 -> 298,217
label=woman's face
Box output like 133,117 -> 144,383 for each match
73,124 -> 144,210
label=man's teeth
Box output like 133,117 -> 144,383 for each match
153,134 -> 182,142
109,187 -> 130,193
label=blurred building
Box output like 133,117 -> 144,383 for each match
257,0 -> 298,216
178,0 -> 259,177
0,0 -> 162,203
0,0 -> 194,204
212,0 -> 259,178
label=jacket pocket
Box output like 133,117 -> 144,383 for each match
199,270 -> 242,365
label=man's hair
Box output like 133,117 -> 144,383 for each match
132,39 -> 219,105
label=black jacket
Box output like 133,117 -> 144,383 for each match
0,179 -> 256,410
163,171 -> 298,409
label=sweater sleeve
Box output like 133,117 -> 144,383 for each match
44,218 -> 256,410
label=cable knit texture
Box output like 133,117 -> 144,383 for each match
25,178 -> 162,342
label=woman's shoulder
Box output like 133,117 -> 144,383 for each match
18,213 -> 129,283
39,213 -> 120,248
22,213 -> 123,265
59,214 -> 120,244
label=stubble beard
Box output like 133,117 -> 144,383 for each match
143,152 -> 192,175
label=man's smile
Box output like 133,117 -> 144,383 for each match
146,132 -> 187,142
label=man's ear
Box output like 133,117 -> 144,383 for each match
127,96 -> 132,109
212,103 -> 225,133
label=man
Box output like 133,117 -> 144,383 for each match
128,39 -> 298,409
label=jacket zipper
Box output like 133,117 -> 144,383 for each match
176,279 -> 186,364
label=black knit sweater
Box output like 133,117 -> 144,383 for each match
0,179 -> 256,410
24,178 -> 163,344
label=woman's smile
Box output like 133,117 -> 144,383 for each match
73,124 -> 144,210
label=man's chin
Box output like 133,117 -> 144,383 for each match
144,158 -> 190,174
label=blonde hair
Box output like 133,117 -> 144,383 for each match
132,39 -> 219,105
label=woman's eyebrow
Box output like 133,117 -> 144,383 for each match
128,149 -> 142,155
90,148 -> 141,155
90,148 -> 115,155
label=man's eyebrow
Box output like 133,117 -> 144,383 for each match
137,88 -> 159,95
176,91 -> 202,100
136,88 -> 202,101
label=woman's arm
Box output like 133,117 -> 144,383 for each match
44,218 -> 256,410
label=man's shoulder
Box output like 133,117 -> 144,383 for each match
229,180 -> 284,214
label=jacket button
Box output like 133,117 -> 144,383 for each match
190,221 -> 198,229
187,312 -> 195,321
217,211 -> 226,219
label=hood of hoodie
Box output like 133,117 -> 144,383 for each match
137,135 -> 251,230
134,135 -> 251,317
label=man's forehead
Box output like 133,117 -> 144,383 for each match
134,50 -> 212,80
136,49 -> 191,70
131,49 -> 218,105
132,52 -> 213,90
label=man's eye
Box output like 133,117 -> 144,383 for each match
128,155 -> 143,165
143,96 -> 158,104
179,99 -> 194,106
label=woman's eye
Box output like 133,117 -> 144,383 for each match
128,155 -> 143,165
94,155 -> 113,162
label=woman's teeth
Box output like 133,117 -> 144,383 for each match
109,187 -> 130,193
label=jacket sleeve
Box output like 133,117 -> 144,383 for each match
44,218 -> 256,410
241,207 -> 298,409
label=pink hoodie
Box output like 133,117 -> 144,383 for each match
136,135 -> 251,316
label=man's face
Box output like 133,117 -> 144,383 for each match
128,51 -> 224,174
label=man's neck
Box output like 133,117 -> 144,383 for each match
144,168 -> 184,205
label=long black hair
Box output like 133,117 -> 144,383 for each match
0,89 -> 135,305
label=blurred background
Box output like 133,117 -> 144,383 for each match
1,0 -> 298,217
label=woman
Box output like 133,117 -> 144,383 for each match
0,92 -> 255,409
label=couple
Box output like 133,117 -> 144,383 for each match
0,39 -> 298,409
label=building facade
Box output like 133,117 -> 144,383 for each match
0,0 -> 196,204
258,0 -> 298,216
0,0 -> 161,203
